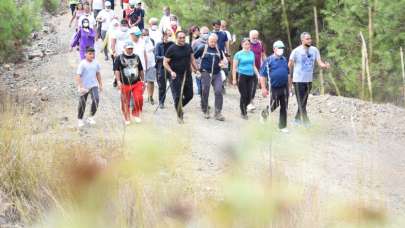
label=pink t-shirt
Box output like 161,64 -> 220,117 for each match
250,41 -> 264,69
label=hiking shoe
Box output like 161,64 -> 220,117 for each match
247,104 -> 256,112
203,110 -> 210,119
280,128 -> 289,133
86,116 -> 96,125
241,114 -> 248,120
293,119 -> 302,126
148,96 -> 155,105
133,117 -> 142,124
78,119 -> 85,128
215,113 -> 225,121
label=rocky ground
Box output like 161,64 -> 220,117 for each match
1,9 -> 405,227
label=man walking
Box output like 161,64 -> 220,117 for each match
248,29 -> 266,112
155,29 -> 174,108
260,40 -> 290,132
114,41 -> 144,125
212,20 -> 229,54
96,1 -> 116,60
76,47 -> 102,128
288,32 -> 330,126
163,31 -> 199,123
194,34 -> 226,121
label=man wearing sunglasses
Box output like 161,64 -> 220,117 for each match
164,31 -> 199,123
288,32 -> 330,127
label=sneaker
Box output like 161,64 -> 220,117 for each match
78,119 -> 85,128
203,110 -> 210,119
241,114 -> 248,120
148,96 -> 155,105
104,56 -> 109,61
86,116 -> 96,125
293,119 -> 302,126
124,120 -> 131,126
159,103 -> 165,109
280,128 -> 289,133
215,113 -> 225,121
247,104 -> 256,112
177,111 -> 184,124
133,117 -> 142,124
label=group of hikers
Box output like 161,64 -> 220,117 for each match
69,0 -> 330,132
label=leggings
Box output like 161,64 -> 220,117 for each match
237,74 -> 255,115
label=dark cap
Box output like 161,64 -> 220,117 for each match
86,47 -> 95,53
212,20 -> 221,26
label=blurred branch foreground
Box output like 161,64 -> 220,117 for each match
0,97 -> 392,228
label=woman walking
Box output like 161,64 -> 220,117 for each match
232,38 -> 260,120
71,18 -> 96,60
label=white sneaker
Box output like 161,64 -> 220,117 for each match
78,119 -> 85,128
280,128 -> 289,133
86,116 -> 96,125
133,117 -> 142,124
124,120 -> 131,126
247,104 -> 256,112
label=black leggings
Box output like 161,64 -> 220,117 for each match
237,74 -> 255,115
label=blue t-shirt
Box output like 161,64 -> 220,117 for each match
213,30 -> 228,53
76,59 -> 100,90
234,50 -> 255,76
260,54 -> 289,88
194,45 -> 223,74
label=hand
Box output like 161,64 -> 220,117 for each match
78,87 -> 88,94
232,78 -> 237,86
99,86 -> 103,92
117,81 -> 122,90
322,62 -> 331,69
170,71 -> 177,79
261,89 -> 269,97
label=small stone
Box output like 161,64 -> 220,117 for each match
330,108 -> 338,113
28,50 -> 44,60
40,95 -> 49,102
3,64 -> 12,71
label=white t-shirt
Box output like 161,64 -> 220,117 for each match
289,45 -> 321,82
133,39 -> 146,70
76,59 -> 101,90
143,37 -> 156,69
97,9 -> 116,31
110,29 -> 130,55
149,26 -> 162,46
92,0 -> 104,10
158,15 -> 171,32
78,13 -> 97,29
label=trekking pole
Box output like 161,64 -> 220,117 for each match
176,71 -> 188,118
153,67 -> 172,114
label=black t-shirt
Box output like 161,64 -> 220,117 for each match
165,43 -> 193,75
129,9 -> 145,29
113,54 -> 143,85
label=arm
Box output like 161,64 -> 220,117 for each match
317,57 -> 330,69
260,76 -> 268,97
232,59 -> 238,85
139,70 -> 144,81
114,71 -> 121,89
71,30 -> 81,48
75,74 -> 84,89
190,54 -> 198,72
144,50 -> 148,70
69,11 -> 76,27
96,72 -> 103,91
288,59 -> 294,76
111,38 -> 117,57
163,57 -> 176,79
254,66 -> 260,78
155,44 -> 164,60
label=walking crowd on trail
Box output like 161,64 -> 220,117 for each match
70,0 -> 330,132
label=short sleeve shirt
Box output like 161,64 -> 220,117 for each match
97,9 -> 116,31
113,54 -> 143,85
234,50 -> 255,76
213,31 -> 228,53
165,44 -> 193,74
77,59 -> 100,89
289,46 -> 320,82
251,41 -> 264,69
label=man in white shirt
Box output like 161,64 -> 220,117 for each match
142,28 -> 157,104
149,17 -> 162,46
90,0 -> 104,18
78,2 -> 96,29
158,6 -> 171,33
97,1 -> 116,60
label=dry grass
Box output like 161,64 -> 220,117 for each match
0,94 -> 395,227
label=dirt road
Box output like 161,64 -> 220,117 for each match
2,12 -> 405,227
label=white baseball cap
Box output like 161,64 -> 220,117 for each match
105,1 -> 111,7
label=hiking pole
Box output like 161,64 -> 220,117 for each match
176,71 -> 188,121
153,67 -> 172,114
